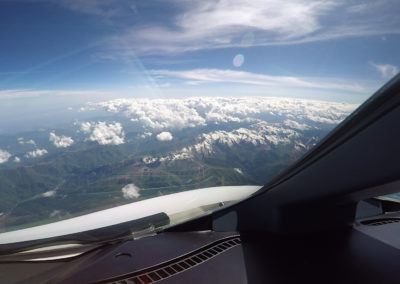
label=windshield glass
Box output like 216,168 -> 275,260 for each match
0,0 -> 399,245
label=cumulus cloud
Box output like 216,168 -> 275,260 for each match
156,131 -> 173,141
13,157 -> 21,163
80,121 -> 125,145
139,132 -> 153,138
25,149 -> 48,158
121,184 -> 141,199
371,62 -> 399,79
49,132 -> 74,148
0,149 -> 12,164
79,121 -> 92,133
91,97 -> 358,131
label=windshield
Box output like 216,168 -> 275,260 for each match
0,0 -> 399,247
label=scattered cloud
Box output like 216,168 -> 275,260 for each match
144,122 -> 300,164
370,62 -> 399,79
139,132 -> 152,138
0,150 -> 12,164
121,183 -> 140,199
79,121 -> 125,145
18,138 -> 36,146
25,149 -> 48,158
149,69 -> 365,92
49,132 -> 74,148
156,131 -> 173,141
14,157 -> 21,163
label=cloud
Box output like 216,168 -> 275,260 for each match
97,98 -> 207,130
91,97 -> 358,132
79,122 -> 92,133
150,69 -> 365,92
49,132 -> 74,148
0,89 -> 109,100
41,190 -> 56,197
18,138 -> 36,146
370,62 -> 399,79
157,131 -> 173,141
0,150 -> 12,164
14,157 -> 21,163
80,121 -> 125,145
121,184 -> 140,199
103,0 -> 400,56
57,0 -> 135,20
25,149 -> 48,158
144,122 -> 300,164
283,119 -> 311,131
139,132 -> 152,138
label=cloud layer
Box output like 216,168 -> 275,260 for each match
93,96 -> 358,131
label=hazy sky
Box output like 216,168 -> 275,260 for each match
0,0 -> 399,104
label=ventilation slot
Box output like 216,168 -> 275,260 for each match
360,218 -> 400,226
106,236 -> 241,284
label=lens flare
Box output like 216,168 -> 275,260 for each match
233,54 -> 244,67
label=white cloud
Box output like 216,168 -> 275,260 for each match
234,168 -> 243,174
0,89 -> 108,100
42,190 -> 56,197
79,121 -> 92,133
14,157 -> 21,163
18,138 -> 36,146
104,0 -> 400,56
25,149 -> 48,158
283,119 -> 311,131
139,132 -> 152,138
144,122 -> 299,164
50,210 -> 61,218
150,69 -> 364,92
92,97 -> 358,132
49,132 -> 74,148
97,98 -> 206,130
121,184 -> 140,199
156,131 -> 173,141
82,121 -> 125,145
0,150 -> 12,164
370,62 -> 399,79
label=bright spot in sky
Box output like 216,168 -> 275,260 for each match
233,54 -> 245,67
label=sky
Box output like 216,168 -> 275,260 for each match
0,0 -> 399,107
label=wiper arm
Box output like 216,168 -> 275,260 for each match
0,212 -> 169,256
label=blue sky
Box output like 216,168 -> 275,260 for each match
0,0 -> 399,104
